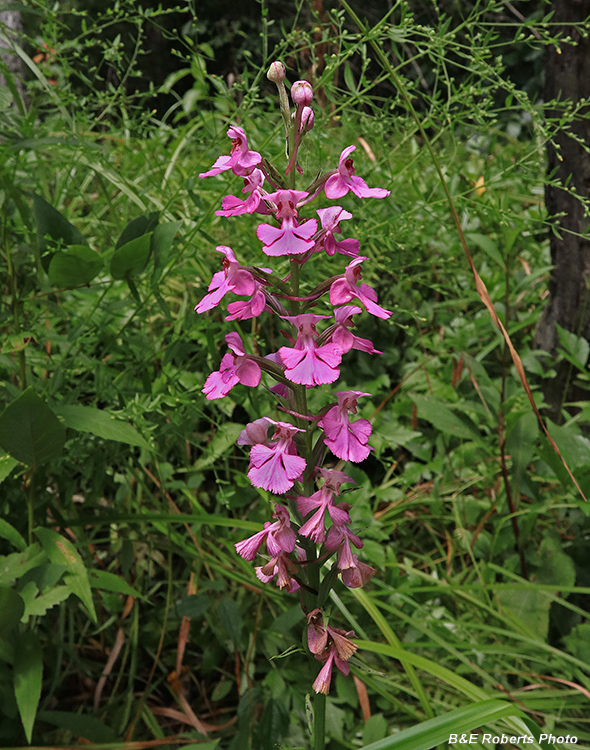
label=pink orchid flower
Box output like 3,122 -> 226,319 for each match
256,189 -> 318,256
324,145 -> 390,200
318,390 -> 373,462
194,246 -> 256,314
216,168 -> 268,217
234,503 -> 296,561
330,257 -> 392,319
329,305 -> 381,354
316,206 -> 359,257
279,314 -> 343,386
240,418 -> 306,494
297,469 -> 354,542
199,125 -> 261,178
202,333 -> 261,400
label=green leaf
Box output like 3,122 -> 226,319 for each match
38,710 -> 117,743
176,593 -> 210,618
412,394 -> 479,441
194,422 -> 243,471
556,323 -> 590,370
465,232 -> 505,268
0,518 -> 27,551
360,699 -> 526,750
497,587 -> 550,640
110,232 -> 152,280
14,629 -> 43,743
22,585 -> 71,621
34,528 -> 96,622
54,404 -> 151,450
0,453 -> 20,485
89,569 -> 142,597
0,585 -> 25,636
48,245 -> 103,287
218,596 -> 242,645
0,546 -> 46,586
33,193 -> 86,250
258,699 -> 289,750
0,388 -> 65,466
506,411 -> 538,498
151,220 -> 181,283
115,213 -> 159,249
363,714 -> 388,745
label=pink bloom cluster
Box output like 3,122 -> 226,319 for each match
195,67 -> 390,693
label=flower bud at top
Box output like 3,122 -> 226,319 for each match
291,80 -> 313,107
300,106 -> 314,133
267,61 -> 286,83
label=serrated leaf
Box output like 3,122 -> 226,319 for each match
194,422 -> 243,471
0,388 -> 65,465
34,528 -> 96,622
110,233 -> 152,280
0,546 -> 46,586
53,404 -> 151,450
22,585 -> 71,621
14,629 -> 43,743
33,193 -> 86,250
48,245 -> 103,286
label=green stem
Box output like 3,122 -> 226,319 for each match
313,692 -> 326,750
27,468 -> 35,545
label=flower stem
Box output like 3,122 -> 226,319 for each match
313,692 -> 326,750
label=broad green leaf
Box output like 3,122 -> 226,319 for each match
0,518 -> 26,551
258,699 -> 290,750
360,699 -> 526,750
0,453 -> 20,486
176,593 -> 210,618
151,220 -> 181,283
89,569 -> 142,597
0,388 -> 65,466
37,710 -> 117,743
218,596 -> 242,645
363,714 -> 388,745
33,193 -> 86,250
465,232 -> 505,268
556,323 -> 590,370
54,404 -> 151,450
0,585 -> 25,636
412,394 -> 479,440
34,528 -> 96,622
194,422 -> 243,471
506,411 -> 538,499
115,212 -> 159,249
110,232 -> 152,280
497,587 -> 550,640
14,629 -> 43,743
48,245 -> 103,287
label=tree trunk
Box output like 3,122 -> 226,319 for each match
0,10 -> 26,103
534,0 -> 590,419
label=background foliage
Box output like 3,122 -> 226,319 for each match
1,0 -> 589,748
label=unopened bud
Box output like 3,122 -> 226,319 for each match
267,61 -> 286,83
300,106 -> 314,133
291,80 -> 313,107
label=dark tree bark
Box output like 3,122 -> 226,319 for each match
0,10 -> 26,104
534,0 -> 590,419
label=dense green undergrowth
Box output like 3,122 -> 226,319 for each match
1,1 -> 590,748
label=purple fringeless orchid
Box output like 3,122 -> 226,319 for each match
194,63 -> 391,696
